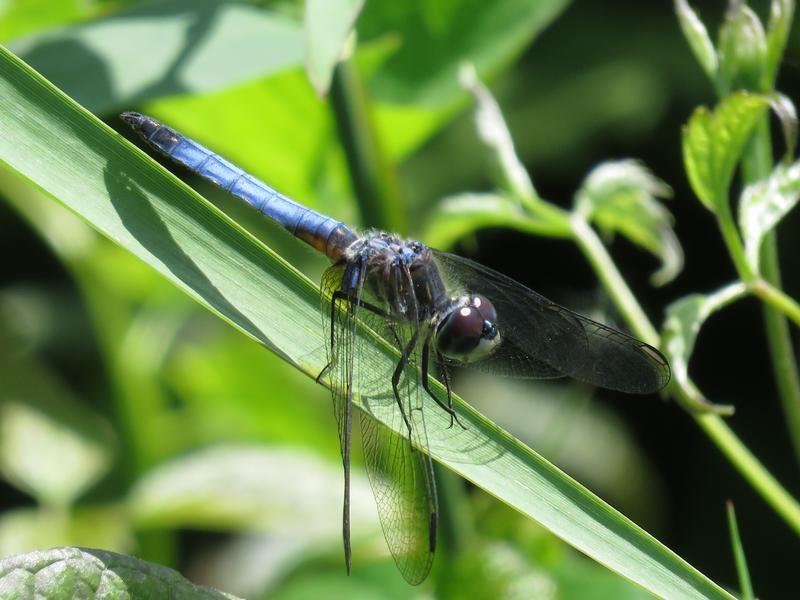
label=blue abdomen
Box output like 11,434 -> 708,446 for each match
121,112 -> 357,262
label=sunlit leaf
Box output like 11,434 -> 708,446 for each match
359,0 -> 569,105
716,3 -> 766,94
739,160 -> 800,272
682,92 -> 769,212
422,192 -> 568,250
0,342 -> 114,506
575,160 -> 682,286
662,283 -> 747,413
8,0 -> 304,115
129,445 -> 376,538
0,547 -> 240,599
673,0 -> 717,82
304,0 -> 364,96
0,46 -> 735,599
726,501 -> 754,600
459,63 -> 536,202
0,506 -> 132,558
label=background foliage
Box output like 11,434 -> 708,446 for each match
0,0 -> 799,598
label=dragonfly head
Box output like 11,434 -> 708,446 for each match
435,294 -> 500,362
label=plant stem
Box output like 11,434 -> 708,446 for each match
751,278 -> 800,328
570,214 -> 658,344
329,59 -> 406,234
695,409 -> 800,535
571,211 -> 800,537
741,115 -> 800,469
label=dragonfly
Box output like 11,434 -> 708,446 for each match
121,112 -> 671,585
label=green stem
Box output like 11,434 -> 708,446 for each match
715,199 -> 755,283
571,212 -> 800,537
741,115 -> 800,469
695,410 -> 800,535
751,278 -> 800,328
329,59 -> 406,234
570,214 -> 658,344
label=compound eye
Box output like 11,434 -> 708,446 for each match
471,294 -> 497,323
435,297 -> 501,363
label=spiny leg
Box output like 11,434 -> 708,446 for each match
421,335 -> 466,430
391,329 -> 420,441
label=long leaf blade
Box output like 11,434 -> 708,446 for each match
0,45 -> 733,600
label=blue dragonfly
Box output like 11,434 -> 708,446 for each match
121,112 -> 671,585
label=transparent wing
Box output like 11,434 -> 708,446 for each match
355,273 -> 437,585
322,263 -> 437,585
432,251 -> 671,394
320,265 -> 355,571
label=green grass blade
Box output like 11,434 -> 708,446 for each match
0,45 -> 734,599
726,501 -> 755,600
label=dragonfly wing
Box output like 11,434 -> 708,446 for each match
356,278 -> 437,585
432,251 -> 670,394
321,265 -> 355,572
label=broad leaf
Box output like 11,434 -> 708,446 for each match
0,547 -> 239,599
682,92 -> 769,212
359,0 -> 569,105
0,335 -> 114,506
662,283 -> 747,412
129,445 -> 376,537
575,160 -> 682,286
8,0 -> 304,115
739,160 -> 800,272
0,46 -> 734,599
716,2 -> 766,94
305,0 -> 365,96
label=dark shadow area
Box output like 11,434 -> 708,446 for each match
102,153 -> 275,353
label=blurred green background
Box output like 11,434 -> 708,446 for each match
1,0 -> 799,597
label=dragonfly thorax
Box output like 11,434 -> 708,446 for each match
344,233 -> 449,323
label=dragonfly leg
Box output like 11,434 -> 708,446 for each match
391,330 -> 419,441
315,290 -> 346,384
421,336 -> 466,430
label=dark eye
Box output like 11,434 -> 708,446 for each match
435,295 -> 501,362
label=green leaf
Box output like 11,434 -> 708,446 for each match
359,0 -> 568,105
423,193 -> 568,250
682,92 -> 769,212
662,283 -> 747,413
8,0 -> 304,115
673,0 -> 717,82
575,160 -> 682,286
0,340 -> 114,506
0,46 -> 734,599
768,92 -> 798,162
459,63 -> 537,203
716,3 -> 767,94
304,0 -> 365,96
764,0 -> 794,88
129,445 -> 376,538
0,506 -> 131,558
725,501 -> 754,600
0,547 -> 240,599
739,160 -> 800,272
